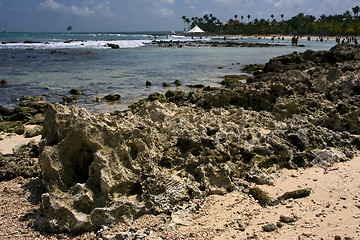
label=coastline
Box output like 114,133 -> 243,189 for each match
0,43 -> 359,239
213,34 -> 348,41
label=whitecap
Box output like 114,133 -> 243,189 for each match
0,39 -> 152,50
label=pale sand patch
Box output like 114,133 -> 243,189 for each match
0,126 -> 42,155
175,155 -> 360,240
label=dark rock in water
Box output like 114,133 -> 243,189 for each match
0,79 -> 8,86
90,97 -> 102,103
24,41 -> 43,44
62,95 -> 78,104
2,41 -> 17,44
103,94 -> 121,102
146,81 -> 152,86
163,82 -> 171,88
69,89 -> 86,95
220,75 -> 248,86
242,64 -> 264,74
174,80 -> 182,86
19,101 -> 49,114
106,43 -> 120,49
20,95 -> 45,102
148,92 -> 165,101
165,89 -> 185,102
203,86 -> 220,91
0,105 -> 14,116
186,84 -> 205,88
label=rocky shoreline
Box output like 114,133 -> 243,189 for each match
0,44 -> 359,239
149,40 -> 293,48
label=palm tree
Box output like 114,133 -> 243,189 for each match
203,14 -> 209,23
353,6 -> 360,17
319,14 -> 327,22
281,14 -> 284,21
247,14 -> 251,23
191,17 -> 196,28
182,16 -> 186,31
186,18 -> 191,31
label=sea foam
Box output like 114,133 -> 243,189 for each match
0,39 -> 153,49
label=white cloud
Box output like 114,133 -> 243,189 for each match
145,0 -> 175,17
183,0 -> 198,9
212,0 -> 234,4
264,0 -> 305,8
212,0 -> 254,9
38,0 -> 116,17
70,5 -> 95,16
160,0 -> 175,4
94,1 -> 114,17
212,0 -> 232,2
38,0 -> 66,11
158,7 -> 174,17
246,0 -> 254,7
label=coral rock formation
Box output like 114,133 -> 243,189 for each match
36,44 -> 360,233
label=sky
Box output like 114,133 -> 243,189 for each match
0,0 -> 359,32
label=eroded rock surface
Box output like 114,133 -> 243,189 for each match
36,44 -> 360,233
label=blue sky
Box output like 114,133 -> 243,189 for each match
0,0 -> 358,32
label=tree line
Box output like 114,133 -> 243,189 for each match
182,6 -> 360,36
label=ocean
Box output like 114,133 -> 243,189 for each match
0,32 -> 336,113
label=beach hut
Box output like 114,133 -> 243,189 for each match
188,25 -> 205,34
187,25 -> 205,38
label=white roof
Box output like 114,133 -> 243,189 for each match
188,25 -> 204,33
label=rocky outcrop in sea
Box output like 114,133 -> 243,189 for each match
35,44 -> 359,233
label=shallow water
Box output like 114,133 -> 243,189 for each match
0,32 -> 336,113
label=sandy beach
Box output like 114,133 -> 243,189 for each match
177,156 -> 360,239
0,130 -> 41,155
0,131 -> 358,239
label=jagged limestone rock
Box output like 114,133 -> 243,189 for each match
36,44 -> 360,233
37,103 -> 250,232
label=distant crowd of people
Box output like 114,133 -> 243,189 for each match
336,36 -> 358,45
290,35 -> 358,46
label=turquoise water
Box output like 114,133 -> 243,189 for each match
0,32 -> 336,113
